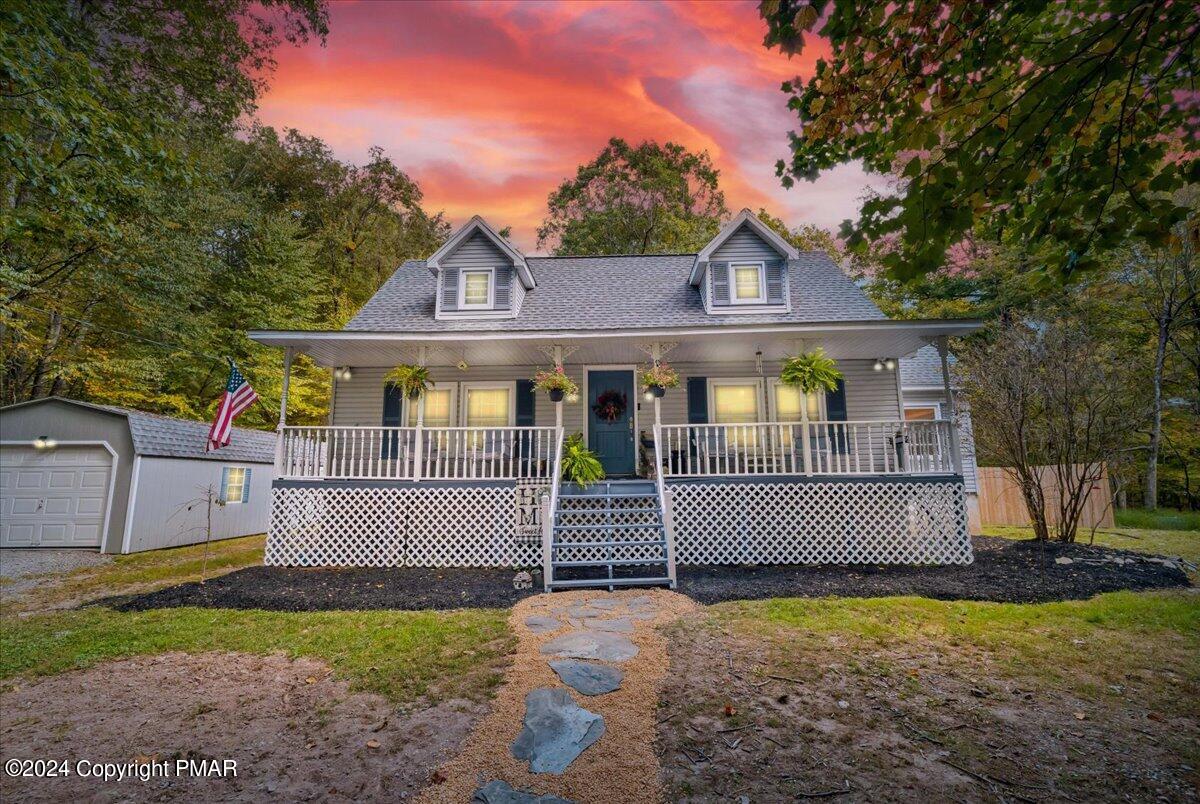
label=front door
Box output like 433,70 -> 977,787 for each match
587,369 -> 636,476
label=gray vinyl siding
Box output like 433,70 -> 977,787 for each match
125,456 -> 271,552
706,224 -> 788,309
331,359 -> 900,438
438,231 -> 514,313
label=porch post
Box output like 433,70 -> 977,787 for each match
936,336 -> 964,475
274,347 -> 294,473
651,342 -> 662,427
553,345 -> 564,429
413,345 -> 426,481
795,339 -> 813,475
540,493 -> 553,591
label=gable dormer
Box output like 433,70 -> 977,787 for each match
428,216 -> 536,319
691,209 -> 797,315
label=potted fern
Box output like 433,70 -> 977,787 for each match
560,433 -> 605,487
639,362 -> 680,399
780,348 -> 842,425
385,364 -> 431,400
533,365 -> 579,402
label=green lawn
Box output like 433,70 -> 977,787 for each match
1115,507 -> 1200,532
1,534 -> 515,706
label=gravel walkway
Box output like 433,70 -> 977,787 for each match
0,549 -> 110,579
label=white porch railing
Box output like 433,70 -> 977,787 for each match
277,425 -> 561,481
654,420 -> 960,478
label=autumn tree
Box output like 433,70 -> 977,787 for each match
537,138 -> 728,255
760,0 -> 1199,280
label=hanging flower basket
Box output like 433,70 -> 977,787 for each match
384,364 -> 431,400
639,362 -> 680,395
592,390 -> 627,423
779,348 -> 842,394
533,366 -> 579,402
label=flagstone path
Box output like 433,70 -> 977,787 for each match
417,589 -> 698,804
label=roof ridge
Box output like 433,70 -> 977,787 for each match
529,252 -> 699,259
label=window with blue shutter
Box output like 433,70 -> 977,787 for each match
825,378 -> 848,453
382,382 -> 403,458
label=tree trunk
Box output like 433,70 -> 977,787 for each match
1144,307 -> 1170,510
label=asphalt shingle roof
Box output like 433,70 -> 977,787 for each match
900,345 -> 955,388
345,252 -> 886,332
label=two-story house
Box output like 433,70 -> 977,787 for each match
250,210 -> 981,590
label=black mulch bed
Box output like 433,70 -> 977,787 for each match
104,536 -> 1191,613
677,535 -> 1192,605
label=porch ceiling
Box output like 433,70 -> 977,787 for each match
249,320 -> 982,368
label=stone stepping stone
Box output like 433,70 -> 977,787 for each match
565,605 -> 605,619
582,616 -> 633,634
539,630 -> 639,662
549,659 -> 623,696
473,779 -> 575,803
512,688 -> 605,774
525,615 -> 562,634
586,598 -> 623,610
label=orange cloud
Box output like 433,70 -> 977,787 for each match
257,0 -> 881,252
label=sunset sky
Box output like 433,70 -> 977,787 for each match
256,0 -> 886,252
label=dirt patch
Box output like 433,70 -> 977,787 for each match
108,566 -> 539,612
0,652 -> 487,803
657,615 -> 1198,803
418,590 -> 699,804
678,536 -> 1191,604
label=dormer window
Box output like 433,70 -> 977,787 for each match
731,262 -> 765,304
459,269 -> 495,309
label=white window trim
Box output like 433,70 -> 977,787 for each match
460,381 -> 517,427
222,466 -> 249,505
903,402 -> 942,420
729,262 -> 766,305
457,267 -> 496,309
769,381 -> 827,422
402,381 -> 459,427
707,377 -> 765,423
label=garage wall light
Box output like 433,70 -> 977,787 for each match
33,435 -> 57,450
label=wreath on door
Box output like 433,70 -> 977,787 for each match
592,390 -> 627,423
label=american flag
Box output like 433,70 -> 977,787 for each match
206,362 -> 259,452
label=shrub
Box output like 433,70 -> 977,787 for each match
560,433 -> 605,486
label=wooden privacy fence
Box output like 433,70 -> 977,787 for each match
977,465 -> 1114,529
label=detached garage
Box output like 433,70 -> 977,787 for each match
1,397 -> 275,553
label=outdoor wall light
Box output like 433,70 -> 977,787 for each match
884,358 -> 896,371
643,390 -> 655,402
565,392 -> 580,404
334,366 -> 353,381
873,359 -> 884,371
873,358 -> 896,371
33,435 -> 57,450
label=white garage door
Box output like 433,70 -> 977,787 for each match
0,446 -> 113,548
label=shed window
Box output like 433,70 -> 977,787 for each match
459,269 -> 494,308
731,263 -> 765,303
221,467 -> 250,504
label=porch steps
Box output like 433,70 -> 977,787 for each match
547,480 -> 673,591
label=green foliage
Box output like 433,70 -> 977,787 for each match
560,433 -> 605,487
639,362 -> 680,391
1114,509 -> 1200,534
537,137 -> 729,255
384,364 -> 432,400
760,1 -> 1199,280
780,349 -> 842,394
532,366 -> 579,396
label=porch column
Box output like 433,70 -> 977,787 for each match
413,345 -> 426,481
274,347 -> 295,473
553,345 -> 564,428
794,338 -> 812,475
936,336 -> 964,475
651,342 -> 662,427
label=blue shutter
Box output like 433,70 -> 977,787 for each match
825,378 -> 848,453
382,382 -> 403,458
766,260 -> 786,305
710,263 -> 730,305
515,379 -> 535,425
220,466 -> 231,502
494,267 -> 512,310
686,377 -> 708,423
241,468 -> 252,503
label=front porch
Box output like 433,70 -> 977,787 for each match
255,321 -> 976,587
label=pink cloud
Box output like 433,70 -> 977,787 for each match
256,0 -> 879,252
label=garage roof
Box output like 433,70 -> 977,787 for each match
1,397 -> 275,464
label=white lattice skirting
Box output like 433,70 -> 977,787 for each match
266,484 -> 544,567
668,478 -> 972,565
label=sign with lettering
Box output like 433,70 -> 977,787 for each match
514,482 -> 549,540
